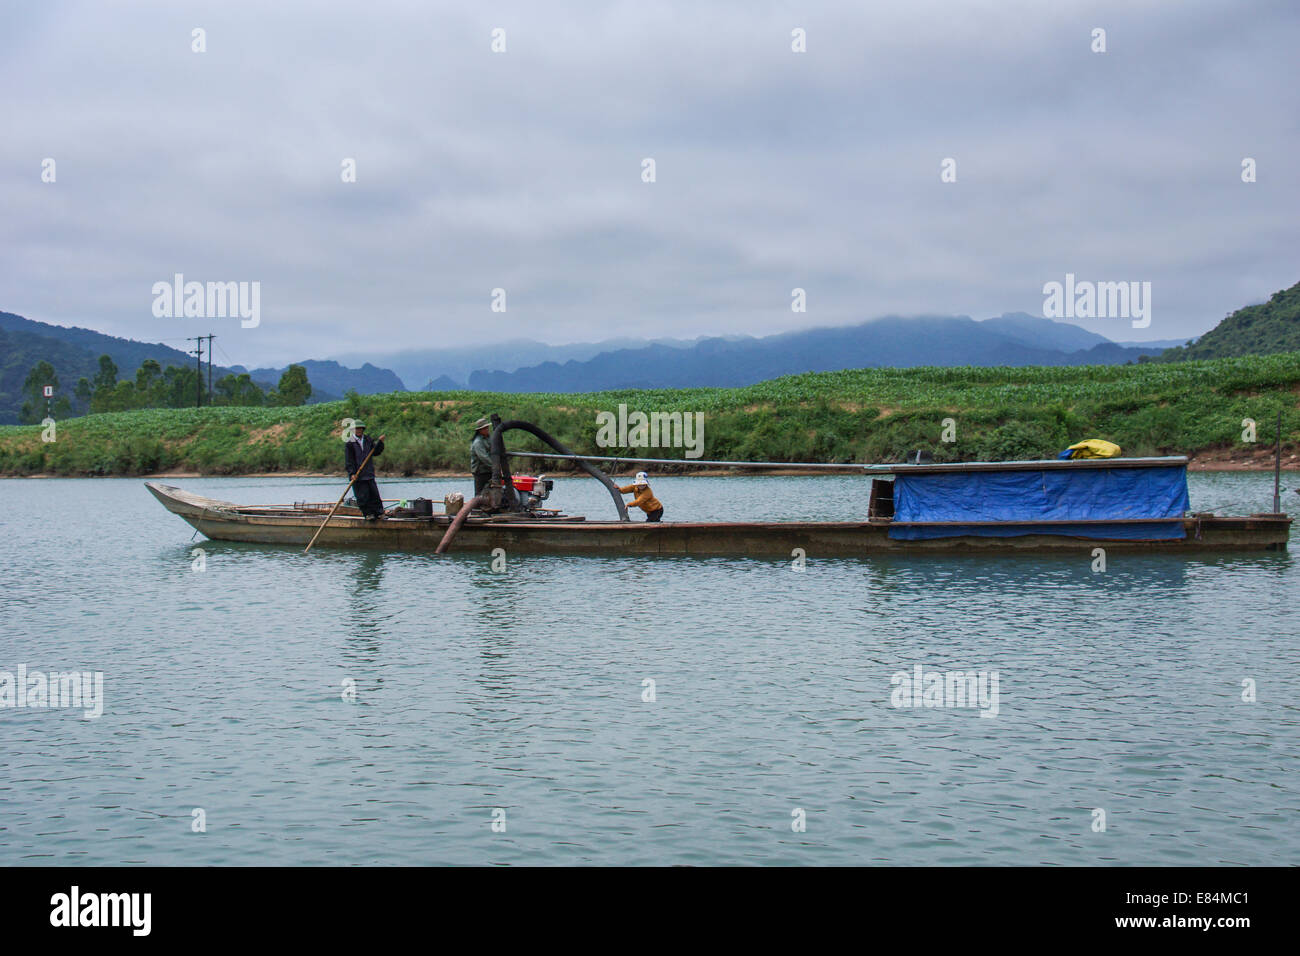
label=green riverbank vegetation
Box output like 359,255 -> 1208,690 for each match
1,354 -> 1298,476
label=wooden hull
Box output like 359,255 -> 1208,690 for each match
145,482 -> 1290,555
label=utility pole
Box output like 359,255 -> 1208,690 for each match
188,336 -> 204,408
206,333 -> 216,406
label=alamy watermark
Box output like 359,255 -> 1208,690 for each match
890,665 -> 1000,717
596,404 -> 704,459
152,273 -> 260,328
0,665 -> 104,719
50,886 -> 150,936
1042,273 -> 1151,329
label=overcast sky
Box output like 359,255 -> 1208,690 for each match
3,0 -> 1297,368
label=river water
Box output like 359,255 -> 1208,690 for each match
1,472 -> 1296,865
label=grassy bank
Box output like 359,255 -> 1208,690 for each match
2,354 -> 1298,477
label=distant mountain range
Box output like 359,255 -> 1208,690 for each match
10,277 -> 1296,423
331,318 -> 1187,393
461,313 -> 1179,392
331,336 -> 726,391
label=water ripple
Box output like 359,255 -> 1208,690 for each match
0,473 -> 1296,864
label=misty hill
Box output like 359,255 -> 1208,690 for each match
0,310 -> 407,422
0,312 -> 235,424
239,360 -> 405,398
1160,281 -> 1300,361
0,326 -> 99,424
1115,337 -> 1191,350
978,313 -> 1112,351
332,336 -> 727,391
466,314 -> 1167,392
1,310 -> 211,378
426,374 -> 464,390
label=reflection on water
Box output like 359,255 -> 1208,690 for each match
0,473 -> 1296,866
343,551 -> 388,669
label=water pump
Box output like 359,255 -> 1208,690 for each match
511,474 -> 554,512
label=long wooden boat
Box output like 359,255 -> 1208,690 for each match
145,454 -> 1290,555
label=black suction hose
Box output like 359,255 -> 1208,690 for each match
491,418 -> 630,522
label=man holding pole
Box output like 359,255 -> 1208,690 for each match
345,422 -> 386,521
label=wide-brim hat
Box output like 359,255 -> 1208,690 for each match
471,417 -> 492,432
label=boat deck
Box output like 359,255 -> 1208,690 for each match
145,482 -> 1291,555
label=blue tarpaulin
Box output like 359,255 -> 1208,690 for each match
889,465 -> 1190,540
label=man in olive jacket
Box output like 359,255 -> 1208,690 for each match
470,417 -> 494,496
345,422 -> 386,520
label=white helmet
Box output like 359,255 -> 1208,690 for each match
634,471 -> 649,486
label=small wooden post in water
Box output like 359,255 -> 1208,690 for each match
1274,409 -> 1282,514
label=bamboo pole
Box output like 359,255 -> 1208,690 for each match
506,450 -> 1188,473
506,450 -> 865,471
304,439 -> 382,554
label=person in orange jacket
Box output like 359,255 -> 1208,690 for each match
618,471 -> 664,522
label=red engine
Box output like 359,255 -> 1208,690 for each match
511,474 -> 553,510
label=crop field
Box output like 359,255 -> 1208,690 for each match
1,354 -> 1297,476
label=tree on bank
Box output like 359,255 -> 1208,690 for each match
20,361 -> 71,423
135,359 -> 162,393
215,372 -> 267,406
162,365 -> 204,408
92,354 -> 118,393
271,364 -> 311,406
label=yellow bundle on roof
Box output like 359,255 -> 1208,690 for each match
1066,439 -> 1122,459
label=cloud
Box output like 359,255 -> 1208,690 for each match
2,0 -> 1297,366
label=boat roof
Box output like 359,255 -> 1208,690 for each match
864,456 -> 1188,476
